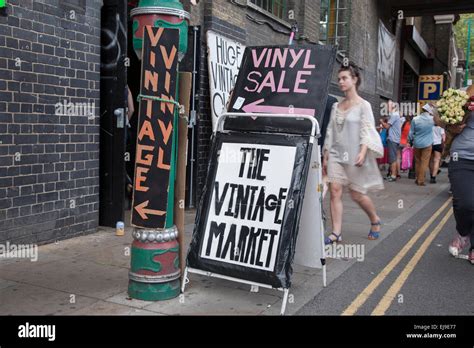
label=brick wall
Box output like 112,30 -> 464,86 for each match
340,0 -> 404,119
195,1 -> 247,203
299,0 -> 319,43
420,16 -> 452,75
345,0 -> 380,113
0,0 -> 102,245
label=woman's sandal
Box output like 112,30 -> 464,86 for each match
368,221 -> 382,240
325,232 -> 342,245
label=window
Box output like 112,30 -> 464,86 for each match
320,0 -> 334,44
249,0 -> 287,20
320,0 -> 350,55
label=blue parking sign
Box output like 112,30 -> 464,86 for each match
418,75 -> 443,102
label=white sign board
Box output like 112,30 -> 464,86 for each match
295,141 -> 325,269
207,31 -> 245,131
200,142 -> 296,271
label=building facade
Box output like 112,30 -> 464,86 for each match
1,0 -> 472,245
185,0 -> 471,204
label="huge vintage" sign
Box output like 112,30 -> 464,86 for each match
207,31 -> 245,131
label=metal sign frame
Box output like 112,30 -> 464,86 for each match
182,112 -> 326,315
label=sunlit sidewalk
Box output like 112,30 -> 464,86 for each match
0,170 -> 450,315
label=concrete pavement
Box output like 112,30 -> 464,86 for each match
298,184 -> 473,316
0,169 -> 452,315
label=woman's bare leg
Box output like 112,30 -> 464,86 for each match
349,189 -> 381,232
329,182 -> 344,239
396,148 -> 401,177
431,151 -> 441,177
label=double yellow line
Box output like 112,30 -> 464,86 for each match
342,197 -> 453,316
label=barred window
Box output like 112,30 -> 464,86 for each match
248,0 -> 287,20
320,0 -> 333,44
320,0 -> 350,56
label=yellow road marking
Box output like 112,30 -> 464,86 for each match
371,208 -> 453,315
341,197 -> 452,316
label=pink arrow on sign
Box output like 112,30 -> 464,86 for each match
241,98 -> 315,117
135,200 -> 166,220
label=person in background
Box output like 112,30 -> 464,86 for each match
127,85 -> 135,122
408,103 -> 435,186
400,114 -> 412,147
399,114 -> 412,173
429,125 -> 446,184
376,116 -> 390,173
407,113 -> 418,180
323,63 -> 384,244
380,100 -> 404,182
434,92 -> 474,264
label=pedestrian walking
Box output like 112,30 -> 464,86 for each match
322,63 -> 384,244
429,125 -> 445,183
408,103 -> 435,186
400,115 -> 412,149
435,91 -> 474,264
400,115 -> 414,174
376,117 -> 390,172
380,100 -> 404,181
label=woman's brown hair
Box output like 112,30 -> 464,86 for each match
338,62 -> 362,89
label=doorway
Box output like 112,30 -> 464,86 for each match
99,0 -> 128,227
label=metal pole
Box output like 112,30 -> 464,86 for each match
280,289 -> 289,315
181,267 -> 188,293
465,19 -> 472,87
288,23 -> 298,45
188,26 -> 198,208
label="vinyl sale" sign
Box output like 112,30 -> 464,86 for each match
228,45 -> 336,125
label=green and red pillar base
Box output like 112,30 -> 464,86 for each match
128,227 -> 181,301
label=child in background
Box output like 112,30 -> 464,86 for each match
399,115 -> 412,173
377,116 -> 389,172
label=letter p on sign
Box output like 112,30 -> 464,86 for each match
422,83 -> 437,99
418,76 -> 442,101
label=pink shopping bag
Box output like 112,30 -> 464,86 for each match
401,147 -> 414,170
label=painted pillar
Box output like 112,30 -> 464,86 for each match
128,0 -> 189,301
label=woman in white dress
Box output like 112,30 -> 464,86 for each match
322,64 -> 385,244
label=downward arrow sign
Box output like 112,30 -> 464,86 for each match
242,98 -> 315,117
134,200 -> 166,220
